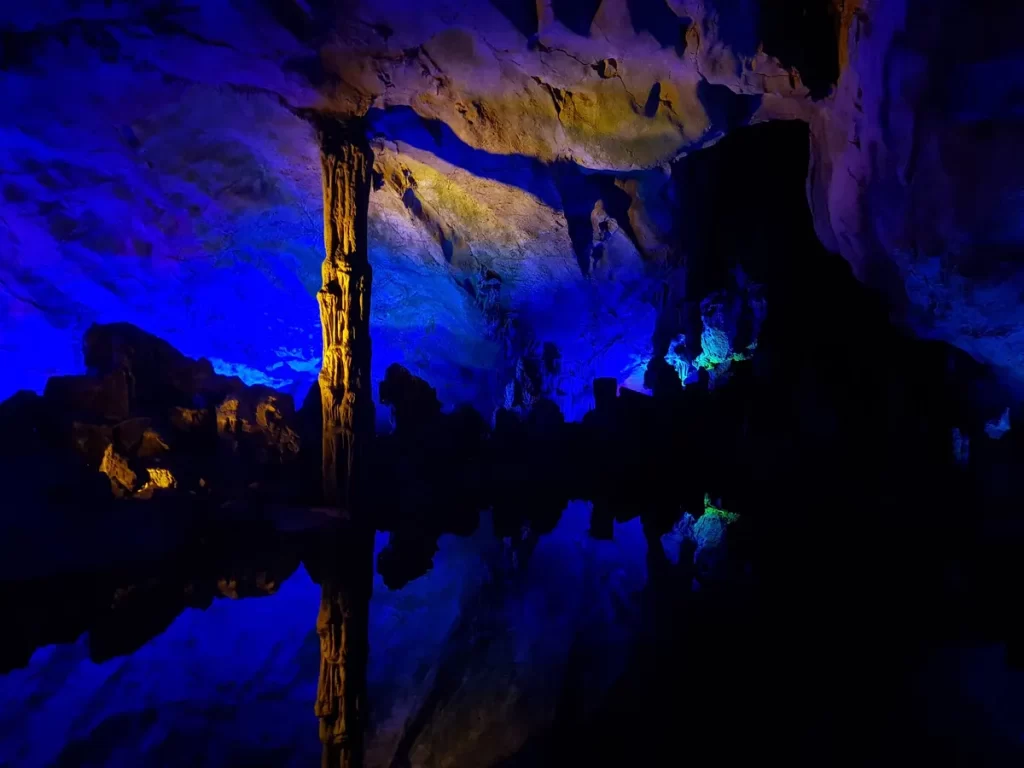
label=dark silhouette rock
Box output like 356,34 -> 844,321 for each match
379,363 -> 442,434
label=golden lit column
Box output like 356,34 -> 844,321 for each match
316,117 -> 374,512
314,117 -> 375,768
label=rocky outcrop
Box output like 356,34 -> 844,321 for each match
690,495 -> 747,583
328,0 -> 817,166
0,323 -> 304,508
663,277 -> 767,389
378,362 -> 443,433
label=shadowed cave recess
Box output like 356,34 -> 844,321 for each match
2,0 -> 1024,766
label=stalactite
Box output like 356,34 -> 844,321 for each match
316,117 -> 374,511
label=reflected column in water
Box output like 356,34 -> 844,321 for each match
313,521 -> 375,768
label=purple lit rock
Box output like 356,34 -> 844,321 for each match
809,0 -> 1024,391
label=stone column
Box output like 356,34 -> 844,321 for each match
313,117 -> 375,768
316,117 -> 374,511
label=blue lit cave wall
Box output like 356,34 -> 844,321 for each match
0,4 -> 327,403
0,6 -> 668,420
4,0 -> 1023,414
367,106 -> 669,417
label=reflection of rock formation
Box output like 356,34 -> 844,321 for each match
317,119 -> 375,513
0,521 -> 303,673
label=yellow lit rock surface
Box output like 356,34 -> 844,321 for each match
216,398 -> 245,435
218,394 -> 301,461
144,468 -> 177,489
99,444 -> 137,498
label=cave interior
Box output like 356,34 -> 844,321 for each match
1,0 -> 1023,766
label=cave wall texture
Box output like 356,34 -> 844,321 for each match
1,0 -> 1022,414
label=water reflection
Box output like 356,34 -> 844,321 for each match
4,495 -> 1022,766
310,521 -> 374,767
0,504 -> 651,767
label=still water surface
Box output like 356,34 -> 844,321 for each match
0,504 -> 649,767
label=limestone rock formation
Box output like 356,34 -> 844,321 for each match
662,276 -> 767,389
316,118 -> 376,510
0,0 -> 828,421
98,443 -> 138,497
217,392 -> 301,464
0,1 -> 1021,509
0,323 -> 304,507
691,495 -> 745,583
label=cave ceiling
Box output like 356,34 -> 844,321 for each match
1,0 -> 1022,410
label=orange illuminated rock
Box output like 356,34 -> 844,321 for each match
144,467 -> 176,489
134,467 -> 178,500
217,391 -> 301,462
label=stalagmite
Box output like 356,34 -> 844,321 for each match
313,117 -> 376,768
316,117 -> 375,511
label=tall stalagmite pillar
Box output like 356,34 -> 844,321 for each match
314,117 -> 375,768
316,117 -> 374,511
